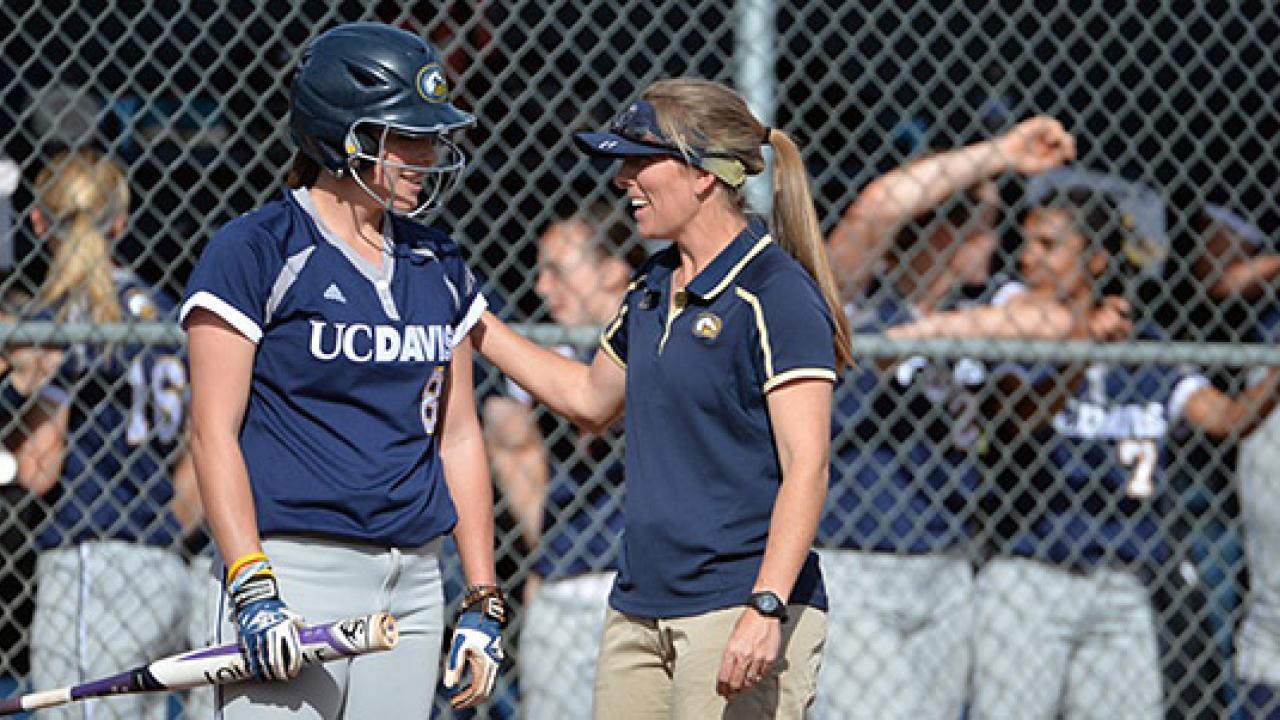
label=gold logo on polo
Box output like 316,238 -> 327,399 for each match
692,312 -> 722,340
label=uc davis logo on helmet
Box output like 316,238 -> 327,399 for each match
416,63 -> 448,103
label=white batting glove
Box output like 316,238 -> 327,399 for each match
444,586 -> 507,709
228,553 -> 305,682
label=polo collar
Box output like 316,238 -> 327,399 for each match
683,219 -> 772,301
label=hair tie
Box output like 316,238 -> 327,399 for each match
761,126 -> 772,145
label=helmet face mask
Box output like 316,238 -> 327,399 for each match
345,121 -> 468,220
289,22 -> 475,219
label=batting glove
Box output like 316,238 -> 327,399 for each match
228,552 -> 304,682
444,585 -> 507,709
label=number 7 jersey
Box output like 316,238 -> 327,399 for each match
991,357 -> 1207,569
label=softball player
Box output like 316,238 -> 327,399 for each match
10,149 -> 190,720
180,23 -> 503,719
815,117 -> 1074,720
473,79 -> 852,718
1230,306 -> 1280,718
907,186 -> 1200,719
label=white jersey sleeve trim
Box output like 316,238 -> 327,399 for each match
451,293 -> 488,348
990,281 -> 1028,308
1168,373 -> 1210,423
179,291 -> 264,345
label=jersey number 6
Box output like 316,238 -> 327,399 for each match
420,365 -> 446,435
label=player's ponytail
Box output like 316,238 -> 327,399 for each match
34,150 -> 124,324
286,151 -> 321,189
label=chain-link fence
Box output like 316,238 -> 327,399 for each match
1,1 -> 1278,718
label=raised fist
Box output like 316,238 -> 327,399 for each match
996,116 -> 1076,175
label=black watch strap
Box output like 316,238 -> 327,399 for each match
746,590 -> 788,622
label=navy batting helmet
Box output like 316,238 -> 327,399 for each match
289,22 -> 475,217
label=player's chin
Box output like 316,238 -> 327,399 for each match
390,194 -> 422,213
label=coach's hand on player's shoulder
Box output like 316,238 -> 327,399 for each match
228,552 -> 305,682
716,607 -> 783,700
995,115 -> 1076,176
445,585 -> 507,709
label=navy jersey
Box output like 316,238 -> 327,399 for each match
1251,306 -> 1280,345
990,286 -> 1206,568
514,346 -> 625,581
600,220 -> 835,619
36,270 -> 185,549
180,188 -> 485,548
821,285 -> 986,553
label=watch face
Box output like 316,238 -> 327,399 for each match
752,592 -> 782,617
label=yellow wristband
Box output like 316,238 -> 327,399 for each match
226,551 -> 270,584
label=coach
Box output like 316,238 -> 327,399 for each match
473,77 -> 850,718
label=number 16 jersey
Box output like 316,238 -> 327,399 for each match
35,269 -> 185,549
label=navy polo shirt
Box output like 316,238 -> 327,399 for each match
600,220 -> 835,619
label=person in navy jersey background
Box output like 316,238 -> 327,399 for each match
473,78 -> 853,718
888,183 -> 1276,719
180,23 -> 504,719
6,148 -> 192,720
814,116 -> 1075,720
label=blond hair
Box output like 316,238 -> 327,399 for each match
642,78 -> 853,368
33,149 -> 126,323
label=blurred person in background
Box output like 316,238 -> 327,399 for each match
0,152 -> 39,696
893,183 -> 1277,719
1152,184 -> 1277,717
482,203 -> 642,720
9,148 -> 191,720
1168,193 -> 1280,719
1232,363 -> 1280,718
814,115 -> 1074,719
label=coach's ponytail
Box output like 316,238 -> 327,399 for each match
766,128 -> 853,369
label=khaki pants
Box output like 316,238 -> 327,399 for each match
593,605 -> 825,719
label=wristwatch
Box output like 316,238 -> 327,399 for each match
746,591 -> 788,623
